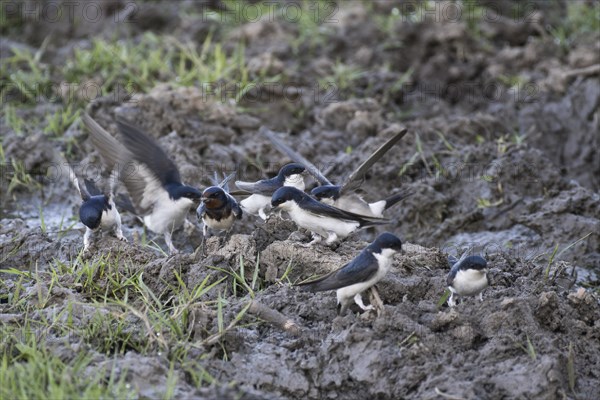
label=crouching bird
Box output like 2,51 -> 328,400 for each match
68,167 -> 126,252
297,233 -> 402,315
446,254 -> 489,307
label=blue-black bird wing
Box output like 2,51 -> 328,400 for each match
114,118 -> 190,214
234,177 -> 281,196
260,126 -> 333,186
446,256 -> 460,286
219,172 -> 236,193
227,193 -> 243,219
114,193 -> 137,214
116,118 -> 182,186
383,188 -> 414,210
84,179 -> 103,197
209,171 -> 220,187
260,126 -> 408,195
340,127 -> 407,194
298,195 -> 389,227
297,250 -> 378,292
84,114 -> 183,215
447,255 -> 459,268
65,161 -> 91,202
81,113 -> 123,173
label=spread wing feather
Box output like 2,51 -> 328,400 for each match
260,126 -> 332,186
340,128 -> 407,194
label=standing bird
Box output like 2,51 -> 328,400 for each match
68,167 -> 126,252
297,232 -> 402,315
446,254 -> 489,307
235,163 -> 306,220
262,126 -> 411,217
271,186 -> 389,246
197,172 -> 242,237
81,113 -> 202,254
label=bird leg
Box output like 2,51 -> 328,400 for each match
447,291 -> 457,307
164,231 -> 178,254
222,227 -> 234,245
197,228 -> 207,256
337,301 -> 350,316
368,286 -> 385,316
258,207 -> 268,221
479,292 -> 484,302
264,208 -> 279,222
193,241 -> 206,259
83,227 -> 93,252
301,233 -> 322,247
114,221 -> 127,242
353,293 -> 374,312
184,219 -> 196,235
325,232 -> 339,245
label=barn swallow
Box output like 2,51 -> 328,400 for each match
197,172 -> 242,237
446,254 -> 489,307
235,163 -> 306,220
67,166 -> 126,252
271,186 -> 389,246
81,113 -> 202,254
262,126 -> 410,217
297,232 -> 402,315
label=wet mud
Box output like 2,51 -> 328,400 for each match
1,1 -> 599,399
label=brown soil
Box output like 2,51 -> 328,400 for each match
1,1 -> 599,399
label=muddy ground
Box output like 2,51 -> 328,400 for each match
1,1 -> 599,399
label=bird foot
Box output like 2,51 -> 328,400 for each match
115,231 -> 127,242
184,219 -> 197,235
368,286 -> 385,317
325,232 -> 339,245
353,293 -> 374,312
192,242 -> 206,259
301,234 -> 322,247
447,292 -> 457,307
258,208 -> 268,221
164,232 -> 179,255
264,210 -> 276,222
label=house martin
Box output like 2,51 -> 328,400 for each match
81,113 -> 201,254
67,165 -> 126,252
271,186 -> 389,246
297,232 -> 402,315
446,253 -> 489,307
261,126 -> 410,217
235,163 -> 306,220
